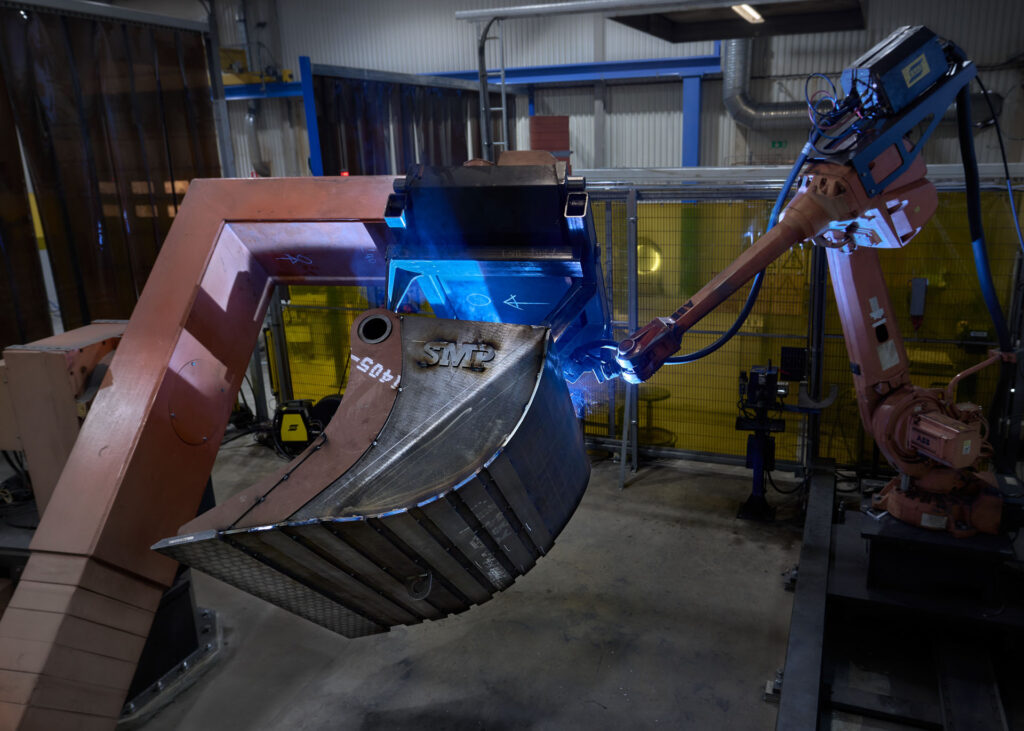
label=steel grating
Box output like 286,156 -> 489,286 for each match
154,313 -> 590,637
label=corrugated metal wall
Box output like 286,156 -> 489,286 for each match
607,83 -> 682,168
277,0 -> 715,73
523,87 -> 595,167
275,0 -> 1023,169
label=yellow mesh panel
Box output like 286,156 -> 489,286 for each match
282,286 -> 373,402
278,191 -> 1020,468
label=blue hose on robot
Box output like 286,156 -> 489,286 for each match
955,86 -> 1012,353
664,130 -> 821,364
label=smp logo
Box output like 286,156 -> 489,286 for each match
420,341 -> 495,371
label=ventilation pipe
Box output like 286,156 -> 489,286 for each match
722,38 -> 806,130
722,38 -> 1002,131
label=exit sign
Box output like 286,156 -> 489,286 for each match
771,140 -> 788,149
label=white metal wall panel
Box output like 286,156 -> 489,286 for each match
531,87 -> 596,169
607,83 -> 682,168
603,20 -> 713,61
279,0 -> 1024,77
494,13 -> 597,68
761,0 -> 1023,77
277,0 -> 603,73
700,78 -> 745,167
279,1 -> 717,71
523,84 -> 686,169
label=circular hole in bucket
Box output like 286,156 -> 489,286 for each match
358,315 -> 392,344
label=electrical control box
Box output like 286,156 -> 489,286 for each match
841,25 -> 948,115
740,365 -> 788,409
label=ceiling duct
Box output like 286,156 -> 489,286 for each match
722,38 -> 806,130
721,38 -> 1003,131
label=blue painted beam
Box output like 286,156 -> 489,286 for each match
223,82 -> 303,100
682,76 -> 701,167
299,56 -> 324,177
431,54 -> 720,86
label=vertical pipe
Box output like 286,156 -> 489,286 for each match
497,19 -> 509,154
476,18 -> 497,161
204,0 -> 237,178
627,188 -> 639,471
299,56 -> 323,176
806,245 -> 827,462
237,0 -> 254,73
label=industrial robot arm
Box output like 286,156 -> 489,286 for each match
614,147 -> 936,384
612,26 -> 1016,535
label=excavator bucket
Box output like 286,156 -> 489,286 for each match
154,309 -> 590,637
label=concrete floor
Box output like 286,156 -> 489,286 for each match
141,440 -> 804,730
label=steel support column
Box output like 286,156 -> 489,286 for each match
625,189 -> 640,477
433,55 -> 721,85
682,76 -> 701,167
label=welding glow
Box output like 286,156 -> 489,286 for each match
731,4 -> 764,23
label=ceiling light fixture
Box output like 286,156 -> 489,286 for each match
731,4 -> 765,23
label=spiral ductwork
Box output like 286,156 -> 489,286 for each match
722,38 -> 807,130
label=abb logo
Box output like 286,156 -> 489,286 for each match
420,341 -> 495,371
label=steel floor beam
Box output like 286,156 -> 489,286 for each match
776,459 -> 834,730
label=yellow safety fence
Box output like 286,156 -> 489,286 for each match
280,190 -> 1021,467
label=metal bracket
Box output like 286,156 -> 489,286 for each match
798,382 -> 839,411
119,607 -> 222,728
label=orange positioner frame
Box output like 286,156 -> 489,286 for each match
0,176 -> 395,730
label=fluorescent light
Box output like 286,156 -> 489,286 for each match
731,4 -> 765,23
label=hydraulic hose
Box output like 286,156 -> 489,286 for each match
664,131 -> 818,364
956,86 -> 1012,352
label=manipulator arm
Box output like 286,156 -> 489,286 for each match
615,150 -> 937,383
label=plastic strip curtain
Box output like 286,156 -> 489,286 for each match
0,7 -> 220,334
0,43 -> 49,349
312,74 -> 511,175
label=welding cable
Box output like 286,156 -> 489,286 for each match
967,76 -> 1021,472
766,469 -> 803,495
956,85 -> 1012,352
664,130 -> 820,365
975,76 -> 1024,257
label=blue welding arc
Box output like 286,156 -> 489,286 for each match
503,294 -> 548,311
